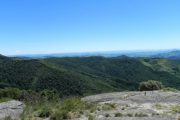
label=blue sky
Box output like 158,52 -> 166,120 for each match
0,0 -> 180,55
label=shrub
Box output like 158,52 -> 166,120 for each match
51,110 -> 69,120
38,106 -> 52,118
18,90 -> 42,104
115,113 -> 123,117
61,97 -> 83,111
21,96 -> 97,120
40,89 -> 59,101
151,113 -> 160,116
162,87 -> 178,92
134,113 -> 148,117
139,80 -> 163,91
0,87 -> 21,99
50,97 -> 96,120
102,103 -> 116,111
126,113 -> 133,117
18,89 -> 60,104
105,113 -> 110,117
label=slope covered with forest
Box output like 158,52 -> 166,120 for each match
0,54 -> 180,96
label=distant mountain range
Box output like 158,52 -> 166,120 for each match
152,50 -> 180,59
12,49 -> 180,59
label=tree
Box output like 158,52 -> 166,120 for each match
139,80 -> 163,91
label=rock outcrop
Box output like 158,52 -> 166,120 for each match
82,91 -> 180,120
0,100 -> 25,120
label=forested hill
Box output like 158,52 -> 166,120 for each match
0,55 -> 180,96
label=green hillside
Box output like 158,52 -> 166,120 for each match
0,55 -> 180,96
0,55 -> 85,96
0,55 -> 116,96
42,57 -> 180,89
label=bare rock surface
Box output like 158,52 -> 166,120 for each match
81,91 -> 180,120
0,100 -> 25,120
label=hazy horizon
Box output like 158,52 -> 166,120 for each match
2,47 -> 180,56
5,48 -> 179,57
0,0 -> 180,55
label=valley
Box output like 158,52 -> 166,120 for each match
0,54 -> 180,96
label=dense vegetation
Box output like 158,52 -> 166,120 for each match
0,87 -> 97,120
0,54 -> 180,96
139,80 -> 163,91
0,55 -> 84,96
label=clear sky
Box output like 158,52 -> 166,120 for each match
0,0 -> 180,55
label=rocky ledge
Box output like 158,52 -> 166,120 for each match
0,100 -> 25,120
82,91 -> 180,120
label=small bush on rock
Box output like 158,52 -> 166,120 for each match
115,113 -> 123,117
139,80 -> 163,91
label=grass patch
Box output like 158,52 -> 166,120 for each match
152,113 -> 160,116
4,116 -> 13,120
0,98 -> 11,103
21,97 -> 97,120
102,103 -> 116,111
163,87 -> 179,92
37,105 -> 52,118
178,116 -> 180,120
154,103 -> 165,109
134,113 -> 148,117
88,115 -> 94,120
171,105 -> 180,113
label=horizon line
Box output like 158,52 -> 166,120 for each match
6,48 -> 180,57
